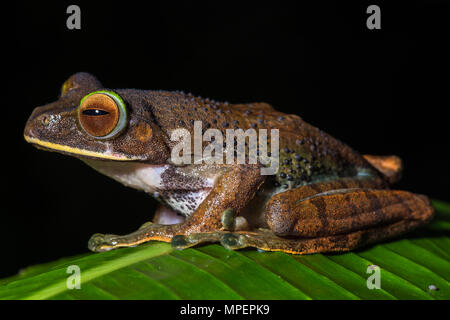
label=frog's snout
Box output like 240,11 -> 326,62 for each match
24,109 -> 54,145
24,101 -> 78,145
24,110 -> 48,140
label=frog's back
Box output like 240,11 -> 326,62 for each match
127,89 -> 380,187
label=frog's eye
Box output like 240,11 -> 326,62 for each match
78,91 -> 127,139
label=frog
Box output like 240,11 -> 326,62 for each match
23,72 -> 434,254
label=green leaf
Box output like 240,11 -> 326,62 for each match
1,200 -> 449,300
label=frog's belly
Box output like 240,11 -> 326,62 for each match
156,189 -> 211,216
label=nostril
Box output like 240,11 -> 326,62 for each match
41,115 -> 50,126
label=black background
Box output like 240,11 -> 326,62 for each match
5,1 -> 448,278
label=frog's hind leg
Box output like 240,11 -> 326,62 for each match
257,186 -> 434,254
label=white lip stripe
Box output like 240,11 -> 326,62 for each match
24,135 -> 140,161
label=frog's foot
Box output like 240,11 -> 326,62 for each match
88,208 -> 253,252
170,231 -> 249,250
171,232 -> 222,250
91,222 -> 381,255
171,209 -> 250,250
88,223 -> 179,252
88,232 -> 152,252
88,229 -> 248,253
170,228 -> 328,253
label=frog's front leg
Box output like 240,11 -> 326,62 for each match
88,164 -> 265,252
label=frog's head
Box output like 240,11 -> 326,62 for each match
24,72 -> 170,163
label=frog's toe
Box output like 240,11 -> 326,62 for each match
221,208 -> 235,231
220,233 -> 247,251
171,235 -> 191,250
88,233 -> 107,252
88,233 -> 119,252
171,233 -> 209,249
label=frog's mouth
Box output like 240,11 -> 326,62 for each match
24,135 -> 144,161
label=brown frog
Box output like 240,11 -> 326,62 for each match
23,72 -> 434,254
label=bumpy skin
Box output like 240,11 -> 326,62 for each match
24,73 -> 435,254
